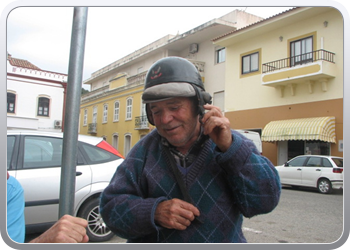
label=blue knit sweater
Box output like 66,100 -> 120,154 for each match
100,129 -> 281,243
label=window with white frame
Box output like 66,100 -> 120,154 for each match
83,109 -> 88,126
103,104 -> 108,123
216,47 -> 226,64
92,106 -> 97,124
114,101 -> 120,121
126,98 -> 132,120
242,52 -> 259,74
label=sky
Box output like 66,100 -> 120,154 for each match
5,6 -> 296,85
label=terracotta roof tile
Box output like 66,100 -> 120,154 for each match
7,53 -> 41,70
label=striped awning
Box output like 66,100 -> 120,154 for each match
261,117 -> 336,143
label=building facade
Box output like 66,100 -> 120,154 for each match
213,7 -> 343,165
7,53 -> 67,131
80,10 -> 263,157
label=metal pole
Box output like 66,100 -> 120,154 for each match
59,7 -> 88,217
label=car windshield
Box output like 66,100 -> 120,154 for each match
331,158 -> 343,168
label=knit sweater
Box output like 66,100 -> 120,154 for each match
100,129 -> 281,243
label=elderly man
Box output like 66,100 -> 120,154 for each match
100,57 -> 281,243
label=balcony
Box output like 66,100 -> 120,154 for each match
261,50 -> 336,96
135,116 -> 149,130
88,123 -> 97,134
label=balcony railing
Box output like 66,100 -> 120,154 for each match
88,123 -> 97,134
262,49 -> 335,73
135,116 -> 149,130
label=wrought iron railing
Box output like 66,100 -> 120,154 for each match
262,49 -> 335,73
88,123 -> 97,134
135,116 -> 149,129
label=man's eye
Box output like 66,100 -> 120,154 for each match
169,106 -> 179,111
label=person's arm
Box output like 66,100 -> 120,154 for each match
100,134 -> 169,240
217,130 -> 281,217
201,104 -> 280,217
7,175 -> 25,243
29,215 -> 89,243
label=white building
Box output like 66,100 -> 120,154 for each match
7,53 -> 67,131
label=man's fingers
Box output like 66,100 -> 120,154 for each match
155,199 -> 201,230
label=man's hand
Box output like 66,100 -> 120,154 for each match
29,215 -> 89,243
155,198 -> 200,230
201,104 -> 232,152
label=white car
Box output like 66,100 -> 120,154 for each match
7,130 -> 124,242
275,155 -> 343,194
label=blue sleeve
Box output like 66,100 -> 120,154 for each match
215,130 -> 281,218
7,176 -> 25,243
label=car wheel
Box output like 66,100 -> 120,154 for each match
78,197 -> 114,242
317,178 -> 332,194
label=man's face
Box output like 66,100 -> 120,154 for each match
149,97 -> 200,151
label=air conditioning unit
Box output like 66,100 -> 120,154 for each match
189,43 -> 198,54
54,120 -> 62,129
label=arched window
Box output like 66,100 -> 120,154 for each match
114,101 -> 120,121
103,104 -> 108,123
124,134 -> 131,156
126,97 -> 133,120
37,97 -> 50,117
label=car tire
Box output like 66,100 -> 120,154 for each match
317,178 -> 332,194
78,197 -> 114,242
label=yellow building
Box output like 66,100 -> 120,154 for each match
80,72 -> 150,157
79,10 -> 263,157
213,7 -> 343,165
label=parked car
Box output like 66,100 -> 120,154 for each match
275,155 -> 343,194
7,130 -> 124,242
236,130 -> 262,154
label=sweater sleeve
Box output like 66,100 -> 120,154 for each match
215,130 -> 281,218
100,134 -> 167,240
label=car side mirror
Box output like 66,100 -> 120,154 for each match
284,162 -> 289,167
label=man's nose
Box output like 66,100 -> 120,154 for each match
160,111 -> 173,124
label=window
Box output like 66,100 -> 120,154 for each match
7,92 -> 16,113
126,98 -> 132,120
83,109 -> 88,126
37,97 -> 50,116
7,136 -> 16,169
216,47 -> 226,64
305,157 -> 322,167
124,134 -> 131,156
112,134 -> 119,150
23,136 -> 63,169
103,104 -> 108,123
114,101 -> 120,121
80,142 -> 120,164
288,156 -> 307,167
290,36 -> 313,66
92,106 -> 97,123
242,52 -> 259,74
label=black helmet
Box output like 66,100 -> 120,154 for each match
142,57 -> 212,125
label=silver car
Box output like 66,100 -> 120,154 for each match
7,130 -> 124,242
275,155 -> 343,194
